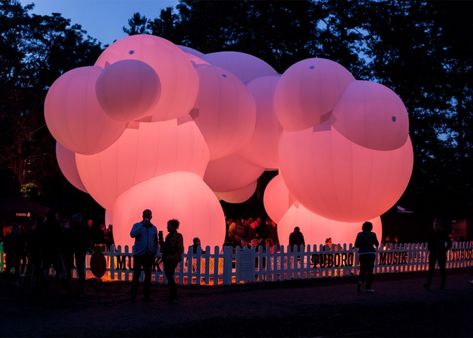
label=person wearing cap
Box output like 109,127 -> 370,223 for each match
130,209 -> 158,302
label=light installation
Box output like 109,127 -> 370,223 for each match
44,34 -> 413,248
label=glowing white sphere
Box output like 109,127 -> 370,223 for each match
44,66 -> 127,154
239,76 -> 282,169
95,59 -> 161,122
76,119 -> 209,209
274,58 -> 355,131
55,142 -> 87,193
111,172 -> 226,248
333,80 -> 409,151
278,204 -> 382,247
192,64 -> 256,160
279,127 -> 413,222
95,34 -> 198,121
203,51 -> 278,83
204,153 -> 264,192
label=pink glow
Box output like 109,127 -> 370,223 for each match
239,76 -> 282,170
192,64 -> 256,160
333,80 -> 409,151
279,127 -> 413,222
216,181 -> 257,204
274,58 -> 355,131
95,34 -> 198,122
96,59 -> 161,122
278,204 -> 382,247
204,153 -> 264,192
203,51 -> 278,84
55,142 -> 87,192
263,174 -> 295,224
76,120 -> 209,209
44,66 -> 127,154
111,172 -> 226,248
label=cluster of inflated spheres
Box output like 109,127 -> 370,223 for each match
45,34 -> 413,248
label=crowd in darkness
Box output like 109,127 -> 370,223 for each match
224,217 -> 279,251
1,210 -> 114,294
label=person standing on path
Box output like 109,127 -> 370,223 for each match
130,209 -> 158,302
424,218 -> 452,289
355,221 -> 379,293
159,219 -> 184,303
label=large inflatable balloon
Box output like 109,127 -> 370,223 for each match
204,153 -> 264,192
55,142 -> 87,193
76,119 -> 209,209
332,80 -> 409,151
263,174 -> 295,224
274,58 -> 355,131
278,204 -> 382,247
192,64 -> 256,160
95,59 -> 161,122
111,172 -> 226,248
279,127 -> 413,222
95,34 -> 199,122
216,181 -> 257,204
44,66 -> 127,154
203,51 -> 278,84
240,76 -> 282,169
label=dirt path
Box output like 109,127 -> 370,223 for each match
1,269 -> 473,337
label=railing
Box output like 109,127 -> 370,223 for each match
83,241 -> 473,285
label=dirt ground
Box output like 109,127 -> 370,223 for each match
1,269 -> 473,337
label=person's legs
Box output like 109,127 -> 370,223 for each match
142,255 -> 154,301
164,261 -> 178,301
358,255 -> 368,292
425,252 -> 437,288
365,254 -> 376,290
131,255 -> 143,300
438,252 -> 447,289
75,251 -> 86,295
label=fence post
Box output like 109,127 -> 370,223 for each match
109,245 -> 115,280
223,245 -> 233,285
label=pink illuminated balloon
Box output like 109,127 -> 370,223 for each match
263,174 -> 295,224
55,142 -> 87,193
216,181 -> 257,204
179,45 -> 205,57
204,153 -> 264,192
203,51 -> 278,84
192,64 -> 256,160
76,119 -> 209,209
95,59 -> 161,122
277,204 -> 382,247
279,127 -> 413,222
333,80 -> 409,151
95,34 -> 198,122
44,66 -> 127,154
111,172 -> 226,248
274,58 -> 355,131
239,76 -> 282,169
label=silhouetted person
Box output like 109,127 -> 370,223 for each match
355,221 -> 379,293
59,217 -> 74,294
71,212 -> 89,295
130,209 -> 158,302
159,219 -> 184,302
424,218 -> 452,289
289,226 -> 305,251
190,237 -> 203,255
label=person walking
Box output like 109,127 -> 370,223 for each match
130,209 -> 158,302
355,221 -> 379,293
159,219 -> 184,303
424,218 -> 452,289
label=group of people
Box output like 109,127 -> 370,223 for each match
1,210 -> 112,295
225,217 -> 279,250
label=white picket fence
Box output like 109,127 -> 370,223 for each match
85,241 -> 473,285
